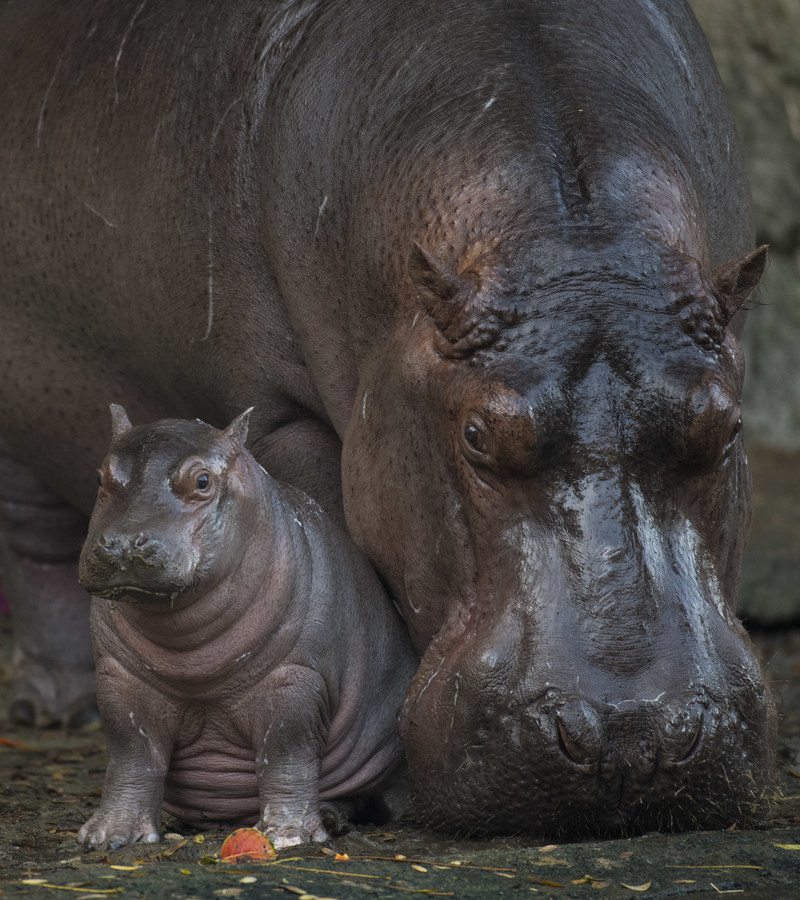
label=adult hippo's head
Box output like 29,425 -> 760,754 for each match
341,236 -> 775,837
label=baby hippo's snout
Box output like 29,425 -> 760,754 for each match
79,526 -> 194,602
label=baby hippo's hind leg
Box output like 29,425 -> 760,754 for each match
0,437 -> 98,728
322,769 -> 411,835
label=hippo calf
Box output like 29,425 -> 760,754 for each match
76,406 -> 415,850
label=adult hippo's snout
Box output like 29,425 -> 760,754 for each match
399,506 -> 776,836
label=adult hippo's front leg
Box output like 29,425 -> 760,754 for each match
0,435 -> 98,728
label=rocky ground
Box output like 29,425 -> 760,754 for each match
1,614 -> 799,900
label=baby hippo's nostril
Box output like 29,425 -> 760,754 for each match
134,533 -> 150,549
96,533 -> 120,556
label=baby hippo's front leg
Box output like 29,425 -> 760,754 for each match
78,806 -> 161,852
251,666 -> 331,849
78,668 -> 176,850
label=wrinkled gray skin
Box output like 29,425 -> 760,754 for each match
76,407 -> 415,850
0,0 -> 776,835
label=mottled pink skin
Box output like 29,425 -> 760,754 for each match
77,411 -> 415,850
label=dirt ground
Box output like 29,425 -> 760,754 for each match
1,615 -> 799,900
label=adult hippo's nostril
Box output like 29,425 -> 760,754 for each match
134,533 -> 150,549
552,696 -> 706,778
554,701 -> 601,769
662,701 -> 706,767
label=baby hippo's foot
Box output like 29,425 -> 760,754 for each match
78,809 -> 160,851
257,808 -> 329,849
320,799 -> 356,837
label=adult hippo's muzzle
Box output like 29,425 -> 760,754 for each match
398,473 -> 776,836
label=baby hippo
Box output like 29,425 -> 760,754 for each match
77,405 -> 416,851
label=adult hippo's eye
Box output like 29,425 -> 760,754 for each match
196,473 -> 210,491
461,415 -> 491,462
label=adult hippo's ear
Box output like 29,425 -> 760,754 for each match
109,403 -> 133,440
408,241 -> 473,335
220,406 -> 253,461
408,242 -> 518,357
711,244 -> 768,327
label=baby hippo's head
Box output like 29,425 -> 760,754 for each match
79,405 -> 254,609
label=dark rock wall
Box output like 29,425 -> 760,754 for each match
691,0 -> 800,620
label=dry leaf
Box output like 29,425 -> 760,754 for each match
412,864 -> 428,872
334,852 -> 350,861
775,844 -> 800,850
621,882 -> 652,892
538,844 -> 558,853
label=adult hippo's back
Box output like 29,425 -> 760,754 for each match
0,0 -> 775,836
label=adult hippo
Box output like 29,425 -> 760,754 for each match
0,0 -> 775,836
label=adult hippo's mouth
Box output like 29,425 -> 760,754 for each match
401,629 -> 775,836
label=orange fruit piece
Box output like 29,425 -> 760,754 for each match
220,827 -> 276,862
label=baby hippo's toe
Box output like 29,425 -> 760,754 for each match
78,809 -> 160,850
258,814 -> 330,849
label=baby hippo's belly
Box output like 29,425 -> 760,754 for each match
163,736 -> 260,828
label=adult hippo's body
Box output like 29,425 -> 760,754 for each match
0,0 -> 775,836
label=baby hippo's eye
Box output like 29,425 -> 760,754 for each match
173,458 -> 217,502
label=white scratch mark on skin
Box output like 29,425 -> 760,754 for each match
415,657 -> 445,705
259,722 -> 274,774
82,201 -> 118,228
37,55 -> 63,149
412,311 -> 421,328
314,195 -> 328,238
114,0 -> 149,106
201,96 -> 244,343
483,96 -> 496,111
608,693 -> 666,710
204,214 -> 214,341
362,391 -> 368,419
449,674 -> 460,734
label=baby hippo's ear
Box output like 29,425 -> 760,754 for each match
109,404 -> 133,440
221,407 -> 253,460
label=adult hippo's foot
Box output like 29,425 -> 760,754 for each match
0,437 -> 98,729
